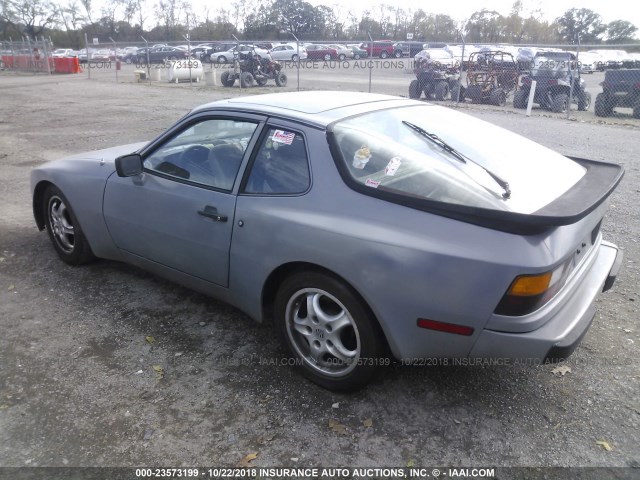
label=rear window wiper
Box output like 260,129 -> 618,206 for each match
402,121 -> 511,199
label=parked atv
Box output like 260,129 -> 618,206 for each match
514,51 -> 590,113
408,55 -> 462,101
594,69 -> 640,118
464,51 -> 520,106
220,49 -> 287,88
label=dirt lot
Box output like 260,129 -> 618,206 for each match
0,71 -> 639,473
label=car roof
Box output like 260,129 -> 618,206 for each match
192,91 -> 428,127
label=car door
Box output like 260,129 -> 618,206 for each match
103,114 -> 265,287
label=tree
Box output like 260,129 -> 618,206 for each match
272,0 -> 315,38
606,20 -> 638,43
465,9 -> 503,43
4,0 -> 58,38
555,8 -> 605,44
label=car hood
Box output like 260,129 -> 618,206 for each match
61,142 -> 148,165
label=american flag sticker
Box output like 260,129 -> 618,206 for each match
272,130 -> 295,145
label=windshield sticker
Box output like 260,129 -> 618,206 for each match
272,130 -> 295,145
352,146 -> 371,169
385,157 -> 402,176
365,178 -> 380,188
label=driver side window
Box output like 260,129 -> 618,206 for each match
144,118 -> 258,191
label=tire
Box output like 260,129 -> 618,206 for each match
168,56 -> 177,61
594,93 -> 612,117
551,93 -> 569,113
489,88 -> 506,106
450,84 -> 464,102
409,79 -> 421,99
255,77 -> 268,86
338,54 -> 346,61
323,54 -> 331,61
217,55 -> 227,64
291,54 -> 298,62
513,89 -> 528,109
394,50 -> 402,58
578,91 -> 591,111
125,58 -> 132,64
380,51 -> 388,59
240,71 -> 254,88
354,54 -> 361,60
275,71 -> 288,87
434,81 -> 449,101
220,70 -> 235,87
43,185 -> 94,265
274,271 -> 384,391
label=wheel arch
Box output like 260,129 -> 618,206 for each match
33,180 -> 54,230
261,261 -> 393,356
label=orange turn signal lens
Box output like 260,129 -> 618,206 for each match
507,272 -> 552,297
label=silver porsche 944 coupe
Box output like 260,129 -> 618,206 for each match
31,92 -> 623,391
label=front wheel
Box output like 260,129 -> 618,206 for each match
409,79 -> 421,99
275,71 -> 287,87
434,81 -> 449,101
513,89 -> 528,109
240,71 -> 254,88
217,55 -> 227,64
577,91 -> 591,111
291,54 -> 298,62
220,70 -> 235,87
275,272 -> 384,391
489,88 -> 506,106
380,51 -> 388,59
551,93 -> 569,113
43,185 -> 94,265
338,54 -> 346,61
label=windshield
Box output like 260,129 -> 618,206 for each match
329,105 -> 586,214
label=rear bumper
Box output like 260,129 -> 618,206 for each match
468,241 -> 621,361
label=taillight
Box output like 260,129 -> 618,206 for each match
495,260 -> 572,316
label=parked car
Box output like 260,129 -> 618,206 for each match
359,41 -> 395,59
135,46 -> 191,64
270,43 -> 308,62
349,45 -> 368,60
328,44 -> 354,61
393,41 -> 425,58
211,45 -> 269,64
594,69 -> 640,118
51,48 -> 74,58
305,44 -> 338,61
575,51 -> 602,74
90,49 -> 111,63
31,91 -> 623,391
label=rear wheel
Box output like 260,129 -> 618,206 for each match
323,53 -> 331,61
275,71 -> 288,87
217,55 -> 227,64
513,89 -> 528,109
338,54 -> 346,61
551,93 -> 569,113
291,54 -> 298,62
255,77 -> 268,86
489,88 -> 506,106
434,81 -> 449,101
394,50 -> 402,58
275,271 -> 384,391
409,79 -> 421,99
380,51 -> 389,59
43,185 -> 94,265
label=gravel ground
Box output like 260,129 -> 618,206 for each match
0,71 -> 638,472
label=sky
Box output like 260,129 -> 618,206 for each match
297,0 -> 640,31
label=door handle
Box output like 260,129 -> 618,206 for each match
197,205 -> 228,222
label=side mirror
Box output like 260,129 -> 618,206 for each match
115,153 -> 143,177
